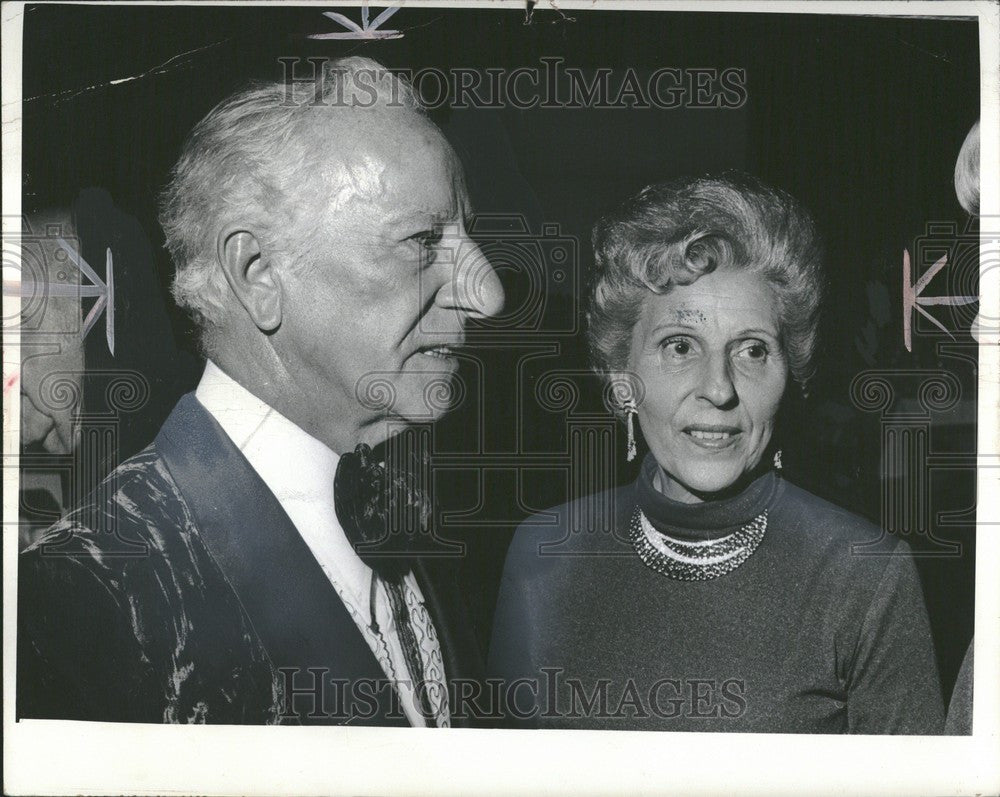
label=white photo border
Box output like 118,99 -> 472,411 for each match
3,1 -> 998,795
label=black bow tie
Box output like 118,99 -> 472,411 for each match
333,442 -> 431,580
334,441 -> 439,725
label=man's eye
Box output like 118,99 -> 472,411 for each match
411,229 -> 443,248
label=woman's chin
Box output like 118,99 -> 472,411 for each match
661,464 -> 749,501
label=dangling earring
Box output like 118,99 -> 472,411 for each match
623,399 -> 638,462
773,449 -> 783,470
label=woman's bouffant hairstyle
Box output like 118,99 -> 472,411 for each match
587,172 -> 824,392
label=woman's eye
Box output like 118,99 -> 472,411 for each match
735,341 -> 768,361
664,338 -> 693,357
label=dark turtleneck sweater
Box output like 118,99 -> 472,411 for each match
488,455 -> 944,733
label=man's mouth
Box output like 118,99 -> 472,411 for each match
416,344 -> 460,360
682,424 -> 742,449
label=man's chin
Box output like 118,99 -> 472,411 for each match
353,367 -> 464,437
370,391 -> 457,430
399,366 -> 464,416
394,390 -> 459,423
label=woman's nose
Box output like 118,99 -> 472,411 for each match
698,353 -> 738,408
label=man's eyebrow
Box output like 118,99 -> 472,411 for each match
388,208 -> 458,229
387,211 -> 432,227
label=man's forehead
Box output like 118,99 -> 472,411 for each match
305,109 -> 464,218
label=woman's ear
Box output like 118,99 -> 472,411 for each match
608,370 -> 643,413
216,225 -> 282,332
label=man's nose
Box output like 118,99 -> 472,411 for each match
439,232 -> 504,320
698,352 -> 738,408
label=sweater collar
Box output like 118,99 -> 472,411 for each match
636,453 -> 780,541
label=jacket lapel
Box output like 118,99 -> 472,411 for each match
155,393 -> 407,726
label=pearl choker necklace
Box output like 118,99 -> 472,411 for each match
629,506 -> 768,581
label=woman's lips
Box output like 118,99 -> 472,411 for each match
682,425 -> 742,450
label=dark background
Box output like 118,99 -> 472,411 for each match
20,4 -> 980,702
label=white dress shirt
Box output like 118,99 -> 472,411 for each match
195,360 -> 449,727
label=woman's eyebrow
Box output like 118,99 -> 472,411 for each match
649,322 -> 701,336
734,327 -> 780,338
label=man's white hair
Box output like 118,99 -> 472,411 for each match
159,57 -> 423,336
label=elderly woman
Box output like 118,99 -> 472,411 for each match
488,173 -> 944,733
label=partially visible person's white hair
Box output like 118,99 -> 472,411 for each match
954,119 -> 979,215
159,57 -> 423,345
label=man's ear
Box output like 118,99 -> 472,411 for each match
217,225 -> 282,332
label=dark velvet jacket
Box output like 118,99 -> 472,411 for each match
17,393 -> 482,726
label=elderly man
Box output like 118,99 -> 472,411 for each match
18,209 -> 83,460
17,57 -> 503,726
